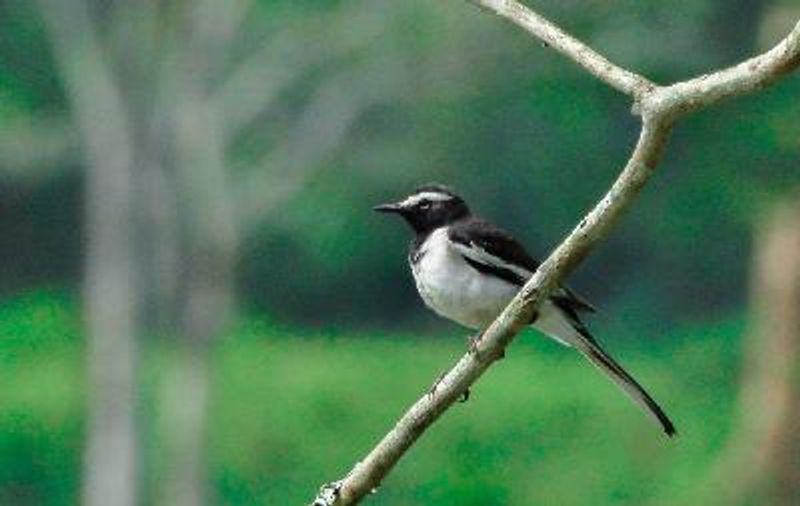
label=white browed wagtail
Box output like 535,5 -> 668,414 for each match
375,184 -> 676,437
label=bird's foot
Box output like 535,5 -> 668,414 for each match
467,331 -> 484,357
467,331 -> 507,361
429,372 -> 470,403
428,371 -> 447,398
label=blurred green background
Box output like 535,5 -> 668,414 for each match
1,0 -> 799,505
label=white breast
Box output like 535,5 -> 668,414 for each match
411,227 -> 520,329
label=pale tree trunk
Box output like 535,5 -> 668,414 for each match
40,1 -> 237,503
157,4 -> 238,504
157,96 -> 237,506
38,0 -> 143,504
711,196 -> 800,505
82,139 -> 140,506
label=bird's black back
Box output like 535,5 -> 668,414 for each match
448,216 -> 595,315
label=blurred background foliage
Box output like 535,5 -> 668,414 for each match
0,292 -> 745,505
2,0 -> 799,331
0,0 -> 799,505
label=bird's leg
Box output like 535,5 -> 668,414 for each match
467,330 -> 484,357
468,329 -> 506,361
429,372 -> 471,403
427,371 -> 447,398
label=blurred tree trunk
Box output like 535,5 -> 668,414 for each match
81,124 -> 140,506
37,1 -> 143,505
155,4 -> 239,505
158,56 -> 237,506
40,2 -> 238,504
711,196 -> 800,505
38,1 -> 385,504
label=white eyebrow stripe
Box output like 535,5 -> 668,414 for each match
401,191 -> 454,207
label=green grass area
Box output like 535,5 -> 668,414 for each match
0,291 -> 745,505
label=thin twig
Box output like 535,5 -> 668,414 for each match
310,5 -> 800,505
472,0 -> 655,99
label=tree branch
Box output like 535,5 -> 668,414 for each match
643,19 -> 800,118
311,5 -> 800,505
471,0 -> 656,98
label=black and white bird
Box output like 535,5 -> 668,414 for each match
375,184 -> 676,437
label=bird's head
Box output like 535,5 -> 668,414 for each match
374,184 -> 470,234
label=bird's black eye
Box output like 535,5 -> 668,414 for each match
419,201 -> 431,210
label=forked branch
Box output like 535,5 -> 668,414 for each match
471,0 -> 655,99
311,3 -> 800,504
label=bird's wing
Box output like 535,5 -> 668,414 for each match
449,218 -> 595,313
448,218 -> 539,285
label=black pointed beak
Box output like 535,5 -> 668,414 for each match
374,202 -> 404,214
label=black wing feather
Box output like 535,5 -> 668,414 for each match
449,217 -> 595,314
461,255 -> 525,286
449,218 -> 540,274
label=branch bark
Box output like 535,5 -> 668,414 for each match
310,4 -> 800,504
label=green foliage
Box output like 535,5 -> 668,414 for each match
0,293 -> 746,505
0,291 -> 82,506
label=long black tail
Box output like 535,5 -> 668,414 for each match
572,326 -> 677,438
